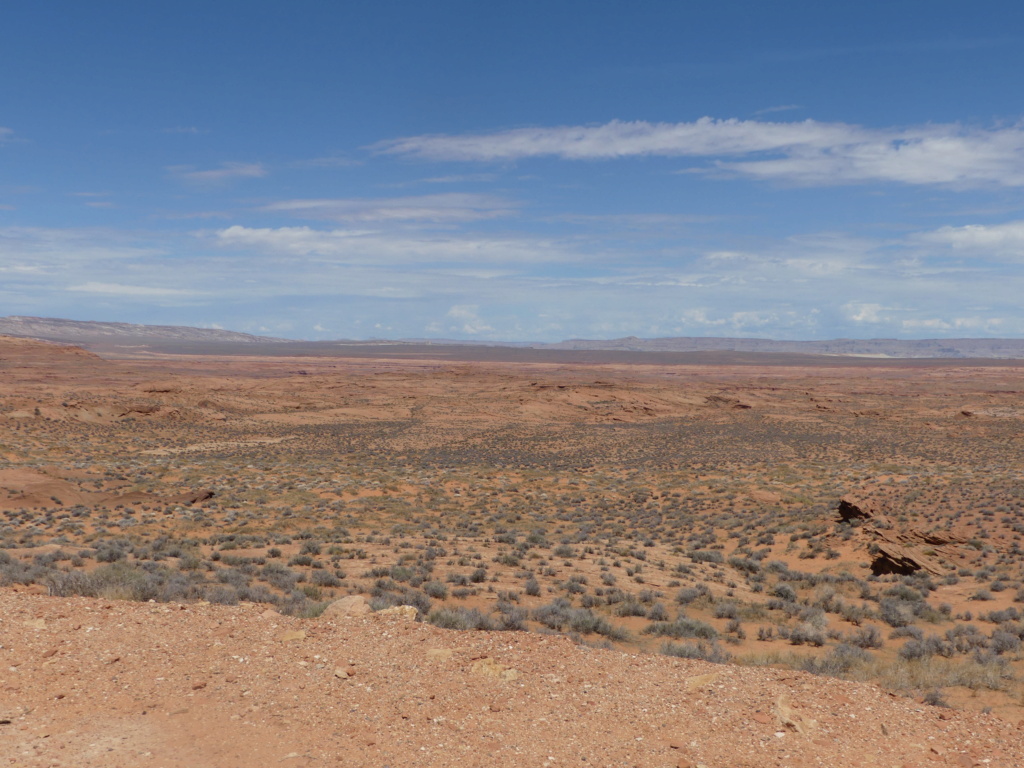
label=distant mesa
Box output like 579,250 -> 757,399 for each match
4,315 -> 1024,359
0,316 -> 287,345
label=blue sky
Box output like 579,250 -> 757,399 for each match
3,1 -> 1024,341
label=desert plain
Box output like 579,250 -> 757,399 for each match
3,333 -> 1024,766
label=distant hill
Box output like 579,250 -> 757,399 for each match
0,316 -> 287,345
542,335 -> 1024,359
3,316 -> 1024,358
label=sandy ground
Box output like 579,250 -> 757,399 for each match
2,589 -> 1023,768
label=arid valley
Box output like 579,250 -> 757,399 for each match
3,332 -> 1024,767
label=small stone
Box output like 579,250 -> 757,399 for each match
278,630 -> 306,643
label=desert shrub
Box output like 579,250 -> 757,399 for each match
311,570 -> 341,588
946,625 -> 990,654
428,606 -> 495,631
688,550 -> 723,564
712,602 -> 739,619
390,565 -> 415,583
675,585 -> 711,605
534,598 -> 573,630
369,586 -> 431,616
727,556 -> 761,574
922,690 -> 951,707
800,644 -> 872,677
423,580 -> 449,599
879,598 -> 914,628
847,625 -> 883,649
646,602 -> 670,622
787,623 -> 825,647
206,586 -> 239,605
643,616 -> 718,640
300,540 -> 322,556
524,577 -> 541,596
261,562 -> 298,591
726,618 -> 746,639
898,635 -> 954,661
563,580 -> 586,595
660,641 -> 732,664
495,602 -> 528,631
990,630 -> 1022,655
772,583 -> 798,602
89,562 -> 162,601
45,570 -> 96,597
237,584 -> 276,603
615,598 -> 648,617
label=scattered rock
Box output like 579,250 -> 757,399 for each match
373,605 -> 417,621
169,489 -> 215,505
705,394 -> 751,410
470,657 -> 519,681
871,543 -> 942,576
683,673 -> 719,692
278,629 -> 306,643
775,693 -> 816,734
836,496 -> 878,523
321,595 -> 370,620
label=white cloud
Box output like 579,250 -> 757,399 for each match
445,304 -> 494,334
168,162 -> 266,184
0,127 -> 15,143
377,118 -> 1024,188
261,193 -> 516,223
919,220 -> 1024,254
902,316 -> 1006,332
844,302 -> 888,323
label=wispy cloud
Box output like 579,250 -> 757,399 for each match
290,155 -> 360,169
753,105 -> 802,116
213,224 -> 572,263
376,118 -> 855,161
377,117 -> 1024,188
0,127 -> 14,143
67,281 -> 199,298
168,161 -> 267,184
261,193 -> 516,223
